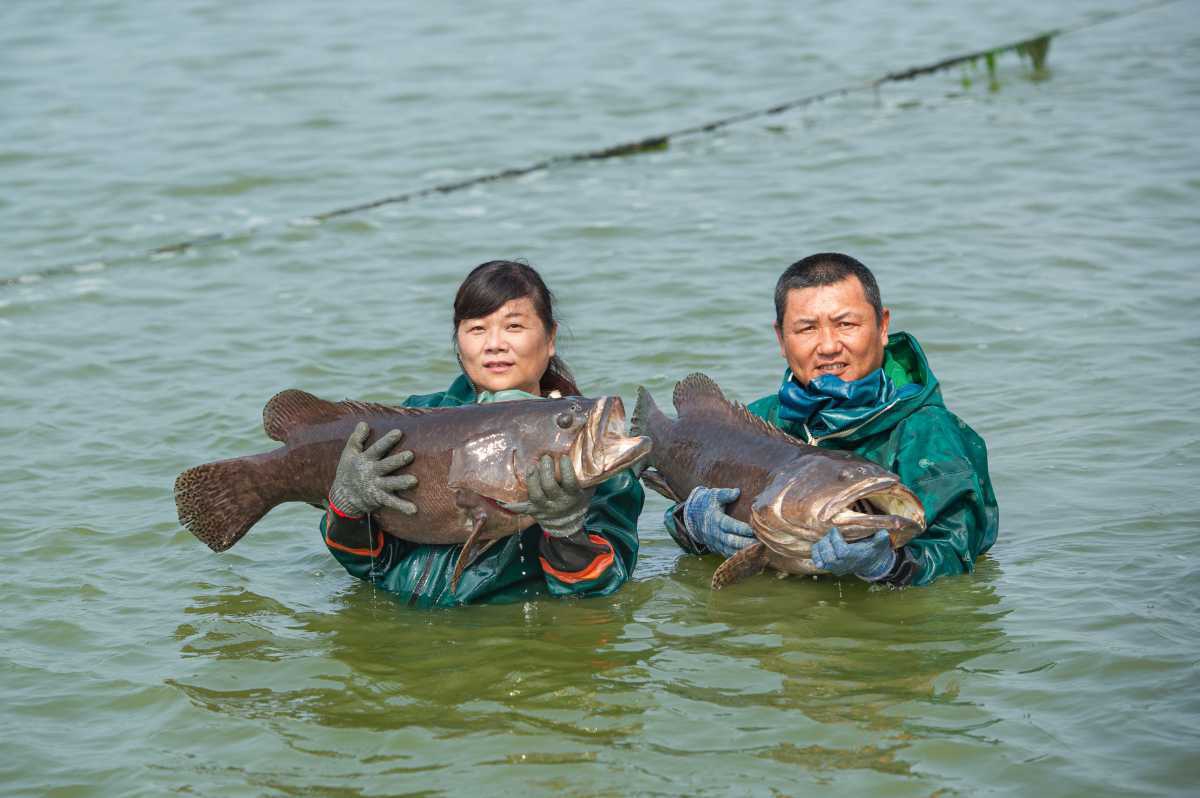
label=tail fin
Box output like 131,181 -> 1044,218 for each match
629,386 -> 667,474
630,386 -> 666,439
175,455 -> 282,552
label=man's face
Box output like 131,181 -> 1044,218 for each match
774,277 -> 890,386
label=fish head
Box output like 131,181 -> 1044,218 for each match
750,454 -> 925,557
447,396 -> 651,506
568,395 -> 652,487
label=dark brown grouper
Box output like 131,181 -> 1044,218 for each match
630,374 -> 925,589
176,389 -> 651,584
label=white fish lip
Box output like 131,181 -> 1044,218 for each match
573,396 -> 651,485
824,478 -> 925,542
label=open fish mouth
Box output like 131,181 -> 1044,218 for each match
825,477 -> 925,545
574,396 -> 651,485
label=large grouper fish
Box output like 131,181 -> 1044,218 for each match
175,389 -> 651,585
630,374 -> 925,589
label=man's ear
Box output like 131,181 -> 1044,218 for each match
773,322 -> 786,358
878,308 -> 891,347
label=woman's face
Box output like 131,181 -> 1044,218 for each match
456,296 -> 556,396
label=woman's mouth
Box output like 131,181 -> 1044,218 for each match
815,362 -> 847,375
483,361 -> 514,372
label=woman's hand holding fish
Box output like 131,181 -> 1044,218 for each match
682,486 -> 757,557
508,454 -> 590,538
328,422 -> 419,518
811,528 -> 895,581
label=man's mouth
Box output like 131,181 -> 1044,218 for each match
815,362 -> 848,375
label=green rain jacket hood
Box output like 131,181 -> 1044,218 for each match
743,331 -> 998,586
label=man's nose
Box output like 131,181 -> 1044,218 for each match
816,326 -> 840,353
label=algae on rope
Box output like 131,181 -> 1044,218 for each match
1016,34 -> 1053,79
958,32 -> 1055,92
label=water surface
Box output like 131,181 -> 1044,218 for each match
2,1 -> 1198,795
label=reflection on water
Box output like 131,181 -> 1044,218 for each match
171,557 -> 1008,783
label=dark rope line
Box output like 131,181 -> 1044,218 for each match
2,0 -> 1180,289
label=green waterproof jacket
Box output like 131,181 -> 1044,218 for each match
319,375 -> 644,607
665,332 -> 998,586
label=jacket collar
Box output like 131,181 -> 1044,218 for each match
442,373 -> 479,405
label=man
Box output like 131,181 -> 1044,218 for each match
665,253 -> 998,586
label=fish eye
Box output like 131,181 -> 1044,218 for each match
556,412 -> 574,429
569,401 -> 582,413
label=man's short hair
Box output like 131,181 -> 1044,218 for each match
773,253 -> 884,327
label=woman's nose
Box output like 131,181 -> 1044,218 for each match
484,327 -> 507,351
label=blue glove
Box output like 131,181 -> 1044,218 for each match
681,486 -> 757,557
811,529 -> 896,581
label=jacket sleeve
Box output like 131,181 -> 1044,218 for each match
662,501 -> 707,554
538,469 -> 644,597
885,409 -> 999,587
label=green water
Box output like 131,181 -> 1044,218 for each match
2,2 -> 1198,795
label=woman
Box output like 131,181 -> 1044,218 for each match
319,260 -> 645,607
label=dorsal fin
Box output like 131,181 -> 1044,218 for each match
262,389 -> 433,443
725,399 -> 813,449
672,373 -> 728,415
672,374 -> 811,449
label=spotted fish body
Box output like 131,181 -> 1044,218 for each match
630,374 -> 925,588
175,390 -> 650,576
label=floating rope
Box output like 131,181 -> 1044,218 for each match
2,0 -> 1180,289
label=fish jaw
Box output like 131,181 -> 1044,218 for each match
572,396 -> 652,487
750,470 -> 926,561
824,478 -> 926,547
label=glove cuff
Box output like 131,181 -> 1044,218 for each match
537,505 -> 588,538
327,494 -> 365,520
856,547 -> 897,582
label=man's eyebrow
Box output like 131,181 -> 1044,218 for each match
830,309 -> 864,321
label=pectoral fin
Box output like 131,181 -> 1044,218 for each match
451,515 -> 490,591
711,542 -> 770,590
640,468 -> 681,503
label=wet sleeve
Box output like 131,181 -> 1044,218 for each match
662,501 -> 707,555
538,469 -> 644,597
320,508 -> 470,607
886,412 -> 998,587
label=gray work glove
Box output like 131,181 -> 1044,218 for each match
328,422 -> 418,517
505,454 -> 590,538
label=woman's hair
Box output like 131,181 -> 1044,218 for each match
453,260 -> 580,396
